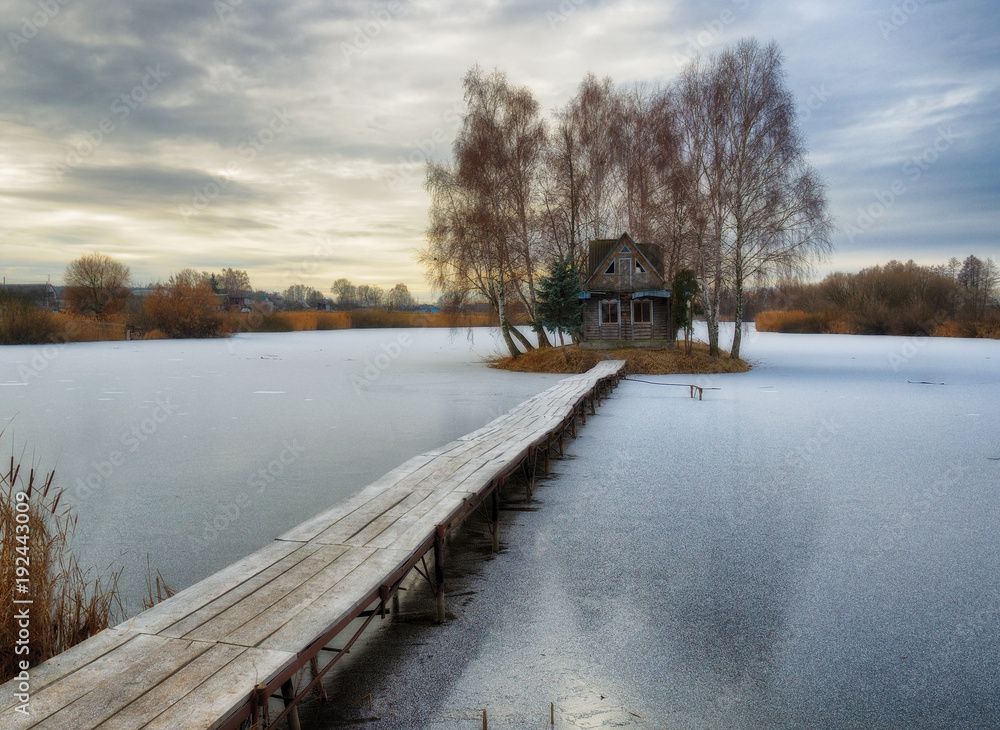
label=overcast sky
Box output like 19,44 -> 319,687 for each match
1,0 -> 997,297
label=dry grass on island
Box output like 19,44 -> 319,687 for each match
490,342 -> 750,375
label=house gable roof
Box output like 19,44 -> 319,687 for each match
585,233 -> 664,287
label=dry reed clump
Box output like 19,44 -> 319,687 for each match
757,308 -> 1000,339
5,306 -> 499,345
755,309 -> 836,334
933,319 -> 1000,339
490,342 -> 749,375
221,309 -> 496,335
315,311 -> 351,330
1,449 -> 123,683
0,296 -> 62,345
53,314 -> 127,342
347,309 -> 420,328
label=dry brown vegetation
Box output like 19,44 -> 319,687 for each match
1,450 -> 123,683
1,308 -> 500,345
756,310 -> 1000,338
490,343 -> 749,375
754,257 -> 999,338
53,314 -> 130,342
0,293 -> 62,345
224,309 -> 497,333
754,310 -> 845,334
144,280 -> 225,338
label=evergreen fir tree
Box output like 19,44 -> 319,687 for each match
536,254 -> 585,354
672,268 -> 699,355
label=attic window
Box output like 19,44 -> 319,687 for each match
604,260 -> 616,275
635,259 -> 646,274
620,244 -> 631,253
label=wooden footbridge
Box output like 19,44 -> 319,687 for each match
1,361 -> 625,729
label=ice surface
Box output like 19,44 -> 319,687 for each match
302,324 -> 1000,729
0,327 -> 562,613
3,325 -> 998,727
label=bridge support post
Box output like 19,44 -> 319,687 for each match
309,656 -> 327,701
433,525 -> 446,624
490,484 -> 500,553
280,679 -> 302,730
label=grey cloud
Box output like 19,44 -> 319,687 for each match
1,0 -> 997,288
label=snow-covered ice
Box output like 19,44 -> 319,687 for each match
304,324 -> 1000,729
3,324 -> 998,727
0,327 -> 561,613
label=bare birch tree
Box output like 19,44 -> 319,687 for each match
422,160 -> 523,357
611,84 -> 662,247
561,74 -> 620,243
674,58 -> 726,356
420,66 -> 552,356
713,39 -> 833,359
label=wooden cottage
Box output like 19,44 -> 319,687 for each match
580,233 -> 674,346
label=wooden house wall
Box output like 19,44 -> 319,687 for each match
583,296 -> 673,341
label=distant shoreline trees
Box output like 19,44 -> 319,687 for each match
421,38 -> 833,357
145,272 -> 223,338
6,249 -> 433,342
64,252 -> 132,317
754,256 -> 1000,337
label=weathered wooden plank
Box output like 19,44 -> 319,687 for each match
177,544 -> 354,644
1,634 -> 176,729
156,542 -> 326,639
361,491 -> 468,550
380,495 -> 478,554
218,546 -> 375,648
81,642 -> 247,730
276,482 -> 392,542
393,439 -> 500,490
140,645 -> 295,730
422,438 -> 470,456
457,409 -> 540,441
311,489 -> 458,547
472,412 -> 545,440
418,454 -> 495,497
0,628 -> 134,714
116,540 -> 305,635
259,548 -> 415,654
342,488 -> 438,547
303,487 -> 428,546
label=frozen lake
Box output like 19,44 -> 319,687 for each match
0,327 -> 562,613
3,325 -> 998,728
303,325 -> 999,729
